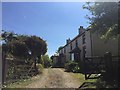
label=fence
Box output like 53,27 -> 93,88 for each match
2,57 -> 37,84
83,52 -> 119,80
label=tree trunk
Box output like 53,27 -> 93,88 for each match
34,57 -> 37,70
33,56 -> 38,75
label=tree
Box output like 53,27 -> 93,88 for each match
41,54 -> 52,68
83,2 -> 119,40
1,30 -> 17,43
1,30 -> 19,83
9,40 -> 29,59
2,30 -> 47,74
24,35 -> 47,71
2,31 -> 29,59
57,46 -> 64,53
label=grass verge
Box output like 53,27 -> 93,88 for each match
4,69 -> 44,88
72,73 -> 97,88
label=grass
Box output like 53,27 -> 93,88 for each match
73,73 -> 97,88
4,78 -> 32,88
73,73 -> 118,88
4,71 -> 44,88
72,73 -> 85,83
4,68 -> 109,89
3,64 -> 44,88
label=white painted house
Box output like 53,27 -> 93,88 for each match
58,26 -> 118,63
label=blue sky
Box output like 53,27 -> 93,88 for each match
2,2 -> 90,57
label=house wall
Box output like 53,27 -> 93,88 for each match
77,35 -> 83,61
85,30 -> 92,57
65,44 -> 70,61
64,44 -> 71,61
52,56 -> 59,67
71,41 -> 75,60
59,27 -> 118,63
72,40 -> 76,50
53,57 -> 57,64
59,35 -> 82,62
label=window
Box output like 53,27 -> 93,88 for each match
70,43 -> 72,50
76,40 -> 78,47
70,54 -> 72,60
71,53 -> 74,61
82,34 -> 85,44
83,46 -> 86,58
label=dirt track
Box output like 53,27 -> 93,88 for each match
26,68 -> 82,88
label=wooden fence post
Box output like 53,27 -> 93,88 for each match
104,52 -> 113,76
83,56 -> 87,80
2,51 -> 5,84
0,48 -> 2,88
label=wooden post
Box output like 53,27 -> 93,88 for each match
0,48 -> 2,88
83,56 -> 87,80
104,52 -> 113,76
2,51 -> 5,84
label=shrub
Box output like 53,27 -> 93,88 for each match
73,65 -> 81,73
65,61 -> 78,72
65,61 -> 81,73
42,55 -> 52,68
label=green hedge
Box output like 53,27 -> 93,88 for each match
65,61 -> 81,73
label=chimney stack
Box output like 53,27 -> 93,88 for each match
66,38 -> 71,44
78,26 -> 84,34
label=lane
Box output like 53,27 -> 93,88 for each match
62,70 -> 82,88
26,69 -> 49,88
26,68 -> 81,88
45,68 -> 64,88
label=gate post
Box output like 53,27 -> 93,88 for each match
0,48 -> 2,88
83,56 -> 87,80
2,51 -> 5,85
104,52 -> 113,76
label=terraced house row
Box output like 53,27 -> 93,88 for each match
55,26 -> 118,67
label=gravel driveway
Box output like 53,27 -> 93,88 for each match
26,68 -> 82,88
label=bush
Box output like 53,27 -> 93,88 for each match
36,64 -> 44,74
73,65 -> 81,73
65,61 -> 81,73
42,55 -> 52,68
65,61 -> 78,72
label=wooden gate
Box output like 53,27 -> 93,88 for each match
83,56 -> 104,80
3,57 -> 37,84
83,52 -> 119,80
79,52 -> 119,89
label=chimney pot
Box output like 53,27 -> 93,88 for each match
80,26 -> 83,28
66,38 -> 70,44
79,26 -> 84,34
